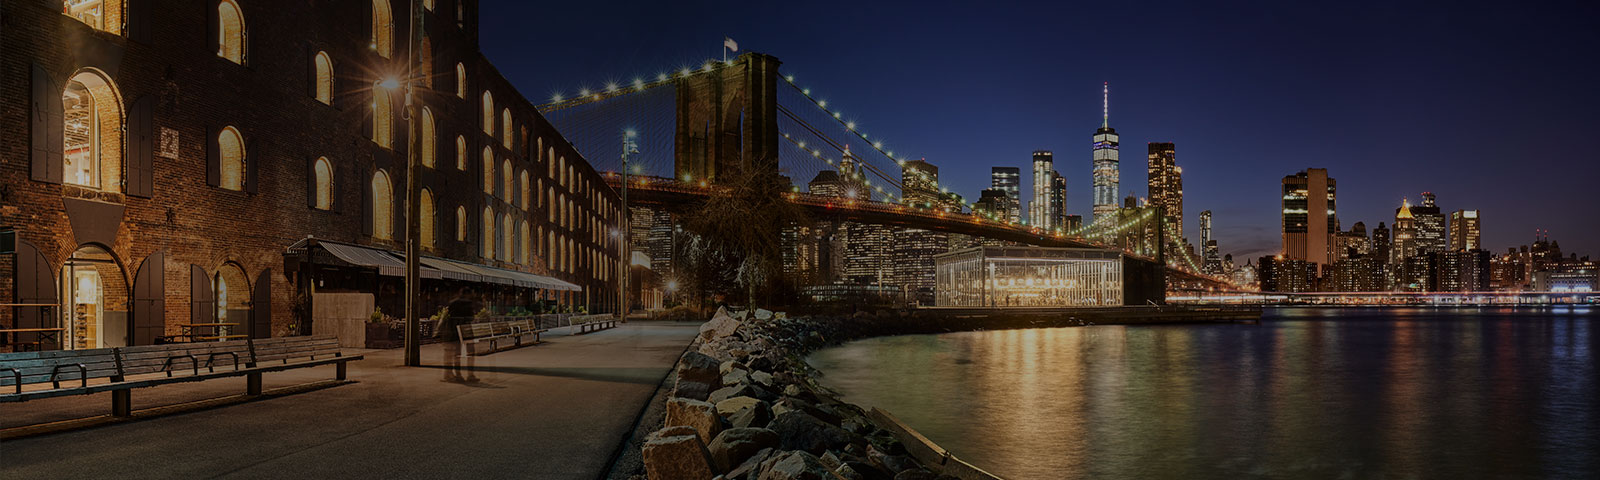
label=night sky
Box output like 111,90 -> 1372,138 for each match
480,0 -> 1600,261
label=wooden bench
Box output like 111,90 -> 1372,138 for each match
0,335 -> 361,418
572,315 -> 619,334
457,320 -> 547,356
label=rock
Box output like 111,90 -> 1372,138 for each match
723,368 -> 751,386
892,470 -> 939,480
699,342 -> 736,363
711,383 -> 777,403
755,308 -> 774,320
750,370 -> 775,387
716,396 -> 765,416
665,398 -> 723,444
820,451 -> 843,469
757,451 -> 836,480
679,351 -> 723,386
773,397 -> 841,424
707,427 -> 781,472
768,411 -> 855,454
701,312 -> 742,340
875,454 -> 919,474
842,461 -> 894,480
728,400 -> 775,429
642,426 -> 715,480
726,447 -> 774,480
672,378 -> 713,401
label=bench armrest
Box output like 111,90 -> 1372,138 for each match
161,354 -> 200,377
206,351 -> 241,373
50,363 -> 88,389
1,367 -> 19,394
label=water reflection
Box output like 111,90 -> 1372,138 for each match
806,307 -> 1600,479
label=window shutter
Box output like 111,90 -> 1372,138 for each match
14,241 -> 58,346
394,173 -> 406,243
391,89 -> 408,152
360,1 -> 373,52
306,157 -> 318,208
362,168 -> 374,236
251,269 -> 273,339
306,46 -> 317,99
132,251 -> 166,346
190,264 -> 215,326
206,126 -> 221,187
206,0 -> 219,57
127,0 -> 153,43
363,93 -> 374,142
126,95 -> 155,198
244,135 -> 259,194
31,64 -> 63,184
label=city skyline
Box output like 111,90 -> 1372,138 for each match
481,0 -> 1600,261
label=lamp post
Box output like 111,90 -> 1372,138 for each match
402,0 -> 424,367
619,130 -> 638,321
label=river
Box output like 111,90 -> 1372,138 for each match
805,307 -> 1598,479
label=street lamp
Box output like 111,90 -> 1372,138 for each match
401,0 -> 424,367
619,130 -> 638,321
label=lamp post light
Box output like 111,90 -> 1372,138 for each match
402,0 -> 424,367
619,130 -> 638,321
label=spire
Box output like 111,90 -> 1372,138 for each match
1396,198 -> 1413,219
1101,82 -> 1109,128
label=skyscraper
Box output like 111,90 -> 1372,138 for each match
990,167 -> 1021,223
1281,168 -> 1337,266
1413,192 -> 1447,255
1146,142 -> 1182,230
1050,171 -> 1069,232
901,159 -> 940,208
1450,209 -> 1481,251
1372,221 -> 1392,266
1200,210 -> 1222,275
1393,199 -> 1418,265
1030,150 -> 1054,229
1092,83 -> 1120,223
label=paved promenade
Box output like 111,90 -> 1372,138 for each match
0,321 -> 700,479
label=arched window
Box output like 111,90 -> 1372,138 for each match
481,206 -> 495,259
455,135 -> 467,170
371,171 -> 394,240
63,70 -> 123,191
547,231 -> 556,269
501,109 -> 512,148
64,0 -> 124,34
420,189 -> 436,248
481,147 -> 494,194
455,63 -> 467,99
313,52 -> 333,104
501,213 -> 513,262
481,91 -> 494,134
372,84 -> 393,147
455,206 -> 468,241
520,171 -> 531,210
502,159 -> 513,202
520,221 -> 531,265
217,0 -> 246,64
420,107 -> 436,167
313,157 -> 333,209
424,0 -> 434,11
218,126 -> 246,191
371,0 -> 393,58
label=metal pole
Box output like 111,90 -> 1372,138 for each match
619,131 -> 637,321
402,0 -> 424,367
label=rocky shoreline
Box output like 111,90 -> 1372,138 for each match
635,308 -> 981,480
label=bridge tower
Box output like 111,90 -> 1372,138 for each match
674,52 -> 784,182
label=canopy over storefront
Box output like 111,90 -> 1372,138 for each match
285,237 -> 580,291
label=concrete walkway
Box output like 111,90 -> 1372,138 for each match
0,321 -> 700,479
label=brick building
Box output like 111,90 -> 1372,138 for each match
1,0 -> 621,350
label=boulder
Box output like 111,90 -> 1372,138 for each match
728,400 -> 775,429
671,378 -> 713,401
666,398 -> 723,444
726,447 -> 775,480
716,396 -> 765,417
701,312 -> 742,340
754,308 -> 774,320
891,470 -> 939,480
749,370 -> 775,387
773,397 -> 842,424
711,383 -> 777,404
757,451 -> 836,480
841,461 -> 895,480
767,411 -> 855,454
707,427 -> 781,472
679,351 -> 722,386
642,426 -> 715,480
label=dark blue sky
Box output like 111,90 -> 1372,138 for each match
481,0 -> 1600,261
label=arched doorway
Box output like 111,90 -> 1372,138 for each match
214,263 -> 250,338
60,245 -> 130,349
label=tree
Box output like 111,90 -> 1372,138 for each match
676,165 -> 811,307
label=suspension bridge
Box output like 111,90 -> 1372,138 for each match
537,52 -> 1233,293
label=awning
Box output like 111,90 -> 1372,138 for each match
287,238 -> 442,279
285,237 -> 578,291
419,256 -> 484,283
437,258 -> 581,291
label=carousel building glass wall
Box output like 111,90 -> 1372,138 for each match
935,246 -> 1125,307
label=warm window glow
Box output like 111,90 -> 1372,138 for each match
501,213 -> 513,262
313,157 -> 333,209
481,147 -> 494,194
501,109 -> 513,148
371,171 -> 394,240
502,159 -> 513,203
63,70 -> 122,191
481,91 -> 494,134
217,0 -> 245,63
421,107 -> 436,167
423,0 -> 434,11
482,207 -> 495,259
313,52 -> 333,104
373,84 -> 393,147
520,171 -> 531,210
371,0 -> 393,58
455,206 -> 467,241
64,0 -> 123,34
420,189 -> 436,248
456,63 -> 467,98
520,221 -> 531,265
455,135 -> 467,170
218,126 -> 246,191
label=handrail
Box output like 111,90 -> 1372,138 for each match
161,354 -> 200,377
50,363 -> 88,389
206,351 -> 241,372
1,367 -> 20,394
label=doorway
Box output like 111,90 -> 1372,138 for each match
61,245 -> 129,349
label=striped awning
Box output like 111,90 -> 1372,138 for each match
317,241 -> 442,279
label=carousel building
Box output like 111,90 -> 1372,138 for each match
1,0 -> 622,351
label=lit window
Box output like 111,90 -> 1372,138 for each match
502,159 -> 513,202
481,91 -> 494,134
455,63 -> 467,99
520,171 -> 530,210
218,126 -> 246,191
455,135 -> 467,170
481,147 -> 494,194
482,207 -> 495,259
423,0 -> 434,11
63,70 -> 122,191
421,189 -> 436,248
217,0 -> 246,64
501,109 -> 512,148
520,221 -> 531,265
64,0 -> 123,34
372,171 -> 394,240
421,107 -> 436,167
371,0 -> 393,58
501,213 -> 513,262
313,157 -> 333,209
372,84 -> 393,147
455,206 -> 467,241
313,52 -> 333,104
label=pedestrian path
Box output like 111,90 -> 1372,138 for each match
0,321 -> 700,479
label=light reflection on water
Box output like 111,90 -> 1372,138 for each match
805,307 -> 1598,479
